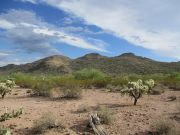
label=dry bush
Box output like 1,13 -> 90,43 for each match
26,89 -> 32,94
97,106 -> 114,124
177,104 -> 180,113
62,83 -> 82,99
76,104 -> 91,113
106,84 -> 122,92
151,118 -> 180,135
150,84 -> 165,95
167,95 -> 177,101
32,113 -> 59,134
150,89 -> 164,95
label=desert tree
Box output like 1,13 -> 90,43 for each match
121,79 -> 154,105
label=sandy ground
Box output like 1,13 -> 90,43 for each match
0,86 -> 179,135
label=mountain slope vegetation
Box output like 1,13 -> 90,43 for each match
0,53 -> 180,74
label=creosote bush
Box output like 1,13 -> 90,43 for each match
74,68 -> 106,80
162,73 -> 180,90
97,106 -> 113,124
62,82 -> 82,99
73,68 -> 109,88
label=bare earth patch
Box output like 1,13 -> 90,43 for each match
0,86 -> 179,135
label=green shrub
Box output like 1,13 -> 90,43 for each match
74,68 -> 106,80
32,80 -> 55,97
109,75 -> 129,87
62,82 -> 82,99
74,69 -> 109,88
97,106 -> 113,124
92,76 -> 109,88
12,73 -> 36,88
162,73 -> 180,90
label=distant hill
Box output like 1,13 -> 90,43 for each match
0,53 -> 180,74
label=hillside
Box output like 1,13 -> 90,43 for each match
0,55 -> 72,74
0,53 -> 180,74
70,53 -> 180,74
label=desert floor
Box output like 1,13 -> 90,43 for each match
0,86 -> 179,135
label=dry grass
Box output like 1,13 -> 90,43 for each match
151,118 -> 180,135
32,113 -> 59,134
97,106 -> 114,125
62,83 -> 82,99
76,104 -> 91,113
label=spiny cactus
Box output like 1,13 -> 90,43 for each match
0,108 -> 23,122
0,128 -> 11,135
145,79 -> 155,90
0,80 -> 15,99
5,79 -> 15,89
121,79 -> 155,105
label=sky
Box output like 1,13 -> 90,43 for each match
0,0 -> 180,66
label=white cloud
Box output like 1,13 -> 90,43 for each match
0,57 -> 39,67
36,0 -> 180,59
20,22 -> 38,28
17,0 -> 37,4
0,9 -> 107,57
0,19 -> 16,29
0,52 -> 11,63
0,52 -> 10,56
33,28 -> 107,52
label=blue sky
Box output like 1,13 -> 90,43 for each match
0,0 -> 180,66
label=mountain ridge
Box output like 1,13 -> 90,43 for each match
0,53 -> 180,74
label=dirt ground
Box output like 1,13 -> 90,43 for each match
0,86 -> 180,135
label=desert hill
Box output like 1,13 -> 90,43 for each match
0,53 -> 180,74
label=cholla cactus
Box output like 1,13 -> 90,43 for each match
121,79 -> 151,105
145,79 -> 155,90
0,80 -> 15,99
0,128 -> 11,135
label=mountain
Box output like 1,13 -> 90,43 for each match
0,55 -> 72,74
0,53 -> 180,74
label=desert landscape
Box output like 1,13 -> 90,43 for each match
0,1 -> 180,135
0,60 -> 180,135
0,85 -> 179,135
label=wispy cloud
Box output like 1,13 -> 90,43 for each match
0,51 -> 11,61
0,52 -> 10,57
30,0 -> 180,59
0,9 -> 107,57
0,19 -> 15,29
0,57 -> 39,67
33,28 -> 107,52
17,0 -> 37,4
